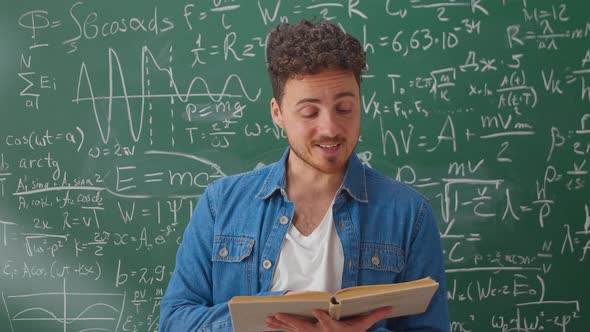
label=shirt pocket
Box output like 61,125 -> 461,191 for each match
359,242 -> 405,284
212,236 -> 255,262
211,236 -> 256,298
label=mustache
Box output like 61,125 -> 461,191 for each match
314,137 -> 345,144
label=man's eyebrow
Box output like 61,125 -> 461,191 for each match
295,98 -> 321,106
294,92 -> 357,106
334,91 -> 357,99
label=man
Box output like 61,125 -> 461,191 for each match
160,20 -> 449,331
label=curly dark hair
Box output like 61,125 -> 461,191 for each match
266,19 -> 366,104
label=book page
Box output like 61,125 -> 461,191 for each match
334,277 -> 436,301
229,297 -> 331,331
231,291 -> 331,303
332,281 -> 438,320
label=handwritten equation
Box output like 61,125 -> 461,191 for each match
1,0 -> 589,331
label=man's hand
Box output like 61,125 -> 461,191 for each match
265,306 -> 393,332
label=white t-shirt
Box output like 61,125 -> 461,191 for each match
270,203 -> 344,293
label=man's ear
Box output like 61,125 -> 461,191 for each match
270,98 -> 284,129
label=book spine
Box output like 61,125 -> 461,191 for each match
328,300 -> 341,320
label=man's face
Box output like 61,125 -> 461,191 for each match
271,69 -> 361,175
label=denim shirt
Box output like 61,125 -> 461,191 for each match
160,149 -> 449,332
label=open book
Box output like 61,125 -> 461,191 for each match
228,277 -> 439,332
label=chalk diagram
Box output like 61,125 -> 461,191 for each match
1,278 -> 125,332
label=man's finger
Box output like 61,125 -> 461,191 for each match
355,306 -> 394,326
312,309 -> 333,327
274,313 -> 316,330
267,315 -> 297,332
266,316 -> 285,330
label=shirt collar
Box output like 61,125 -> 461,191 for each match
256,147 -> 368,203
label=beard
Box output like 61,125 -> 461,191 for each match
285,133 -> 358,175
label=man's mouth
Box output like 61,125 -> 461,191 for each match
316,143 -> 342,154
318,143 -> 339,148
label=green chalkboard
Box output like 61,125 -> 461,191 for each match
1,1 -> 589,331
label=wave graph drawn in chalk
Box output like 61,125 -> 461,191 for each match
1,278 -> 126,332
72,46 -> 261,144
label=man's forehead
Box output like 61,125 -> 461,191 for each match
284,70 -> 358,93
288,69 -> 356,81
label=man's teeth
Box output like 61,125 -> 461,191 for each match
319,144 -> 338,148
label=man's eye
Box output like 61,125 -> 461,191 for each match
299,105 -> 318,118
337,109 -> 352,114
302,112 -> 318,118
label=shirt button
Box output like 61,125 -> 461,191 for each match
371,254 -> 381,266
219,247 -> 228,258
279,216 -> 289,225
263,259 -> 272,269
339,220 -> 345,230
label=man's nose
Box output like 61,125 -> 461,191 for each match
317,111 -> 340,138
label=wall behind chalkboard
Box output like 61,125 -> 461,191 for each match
1,1 -> 589,331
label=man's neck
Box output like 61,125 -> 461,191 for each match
285,153 -> 346,202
